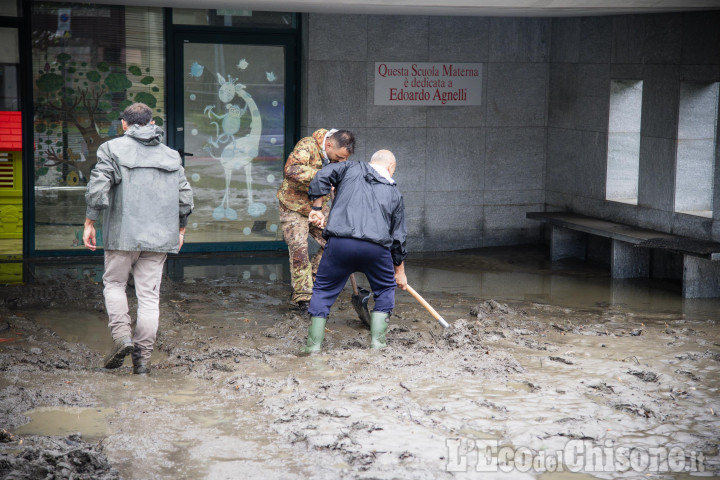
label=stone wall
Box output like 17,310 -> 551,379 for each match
301,15 -> 549,251
303,11 -> 720,252
547,12 -> 720,241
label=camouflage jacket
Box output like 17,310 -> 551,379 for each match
277,129 -> 332,216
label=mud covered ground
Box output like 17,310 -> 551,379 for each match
1,250 -> 719,479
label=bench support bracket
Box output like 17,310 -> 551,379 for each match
683,255 -> 720,298
612,240 -> 649,278
551,226 -> 586,262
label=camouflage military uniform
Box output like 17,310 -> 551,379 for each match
278,203 -> 327,303
277,129 -> 332,304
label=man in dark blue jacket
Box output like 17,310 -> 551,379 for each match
302,149 -> 407,353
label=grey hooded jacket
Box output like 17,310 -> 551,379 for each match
85,124 -> 194,254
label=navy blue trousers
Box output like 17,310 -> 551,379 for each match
308,237 -> 396,318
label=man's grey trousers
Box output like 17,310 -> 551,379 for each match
103,250 -> 167,361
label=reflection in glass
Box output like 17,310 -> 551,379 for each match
0,1 -> 18,16
183,43 -> 285,244
0,27 -> 21,257
173,9 -> 295,28
31,4 -> 165,252
0,27 -> 20,110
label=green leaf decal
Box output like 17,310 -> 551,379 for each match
104,73 -> 132,92
36,73 -> 64,92
134,92 -> 157,108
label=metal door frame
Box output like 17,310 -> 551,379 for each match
167,13 -> 300,253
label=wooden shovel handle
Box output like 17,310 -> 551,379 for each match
405,284 -> 450,328
349,273 -> 359,295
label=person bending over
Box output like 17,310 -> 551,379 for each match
301,149 -> 407,353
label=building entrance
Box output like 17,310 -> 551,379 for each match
171,30 -> 298,252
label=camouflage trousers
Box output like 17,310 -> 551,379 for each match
279,203 -> 327,304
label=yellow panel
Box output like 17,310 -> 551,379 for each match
0,151 -> 22,238
0,261 -> 22,283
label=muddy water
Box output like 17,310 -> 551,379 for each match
13,406 -> 115,440
1,246 -> 719,479
32,309 -> 169,365
407,247 -> 716,315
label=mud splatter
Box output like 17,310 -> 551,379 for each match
0,435 -> 120,480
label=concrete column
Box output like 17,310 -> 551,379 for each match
611,240 -> 650,278
683,255 -> 720,298
550,225 -> 587,261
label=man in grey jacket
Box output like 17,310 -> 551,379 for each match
83,103 -> 193,375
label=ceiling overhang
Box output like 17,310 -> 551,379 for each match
43,0 -> 720,17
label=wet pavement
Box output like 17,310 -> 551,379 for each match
1,245 -> 719,479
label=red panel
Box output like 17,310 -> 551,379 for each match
0,111 -> 22,151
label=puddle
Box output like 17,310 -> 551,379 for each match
89,374 -> 214,409
158,387 -> 207,406
33,310 -> 111,353
83,374 -> 315,479
405,247 -> 720,321
12,406 -> 115,441
32,309 -> 168,365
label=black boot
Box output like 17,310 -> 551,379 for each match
132,345 -> 150,375
297,300 -> 310,316
133,360 -> 150,375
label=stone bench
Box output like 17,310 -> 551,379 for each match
526,211 -> 720,298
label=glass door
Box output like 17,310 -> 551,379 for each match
173,32 -> 296,251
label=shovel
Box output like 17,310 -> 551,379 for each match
405,284 -> 450,328
349,273 -> 372,327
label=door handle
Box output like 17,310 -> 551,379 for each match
178,149 -> 194,159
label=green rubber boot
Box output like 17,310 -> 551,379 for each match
369,311 -> 389,350
300,316 -> 327,354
